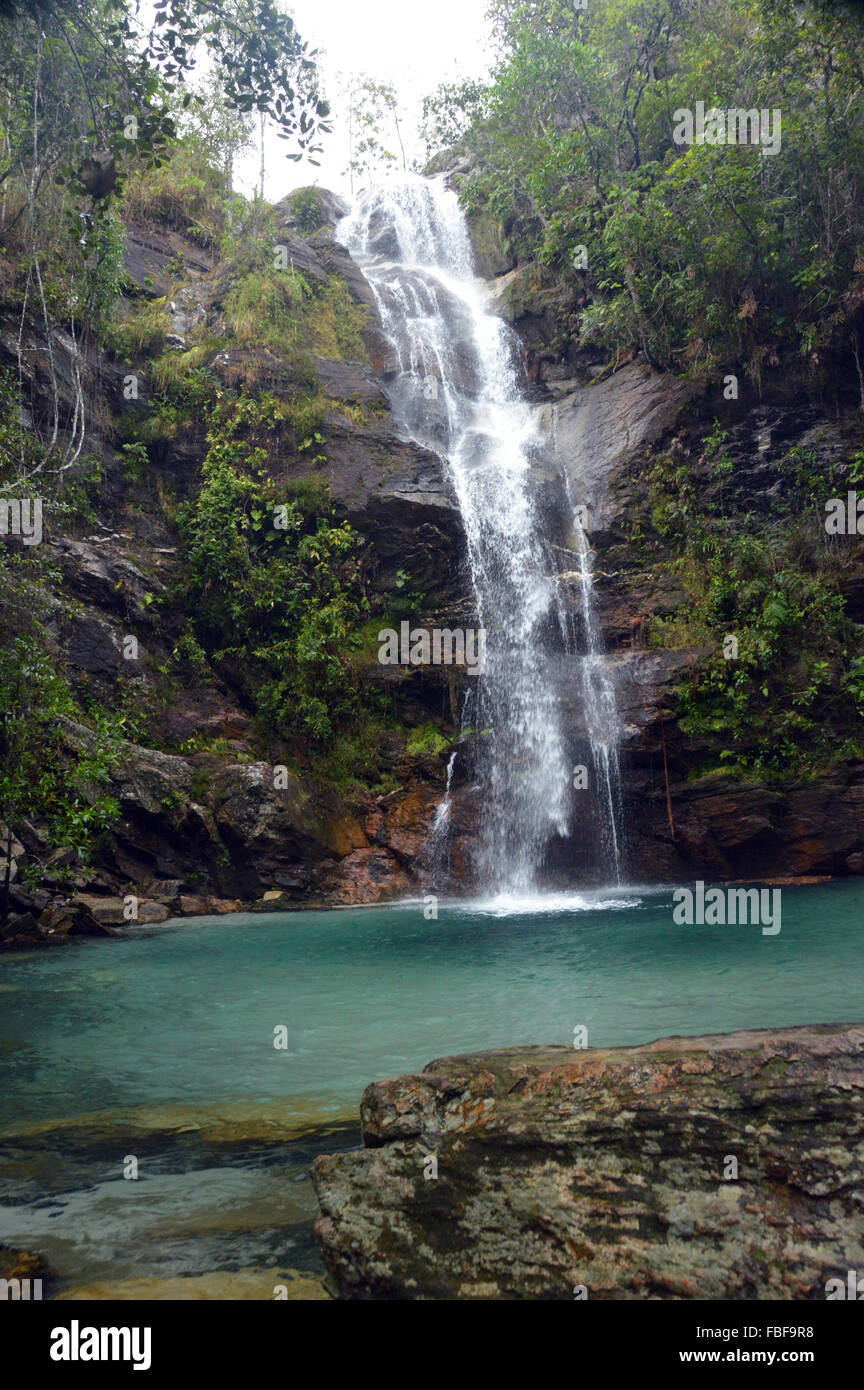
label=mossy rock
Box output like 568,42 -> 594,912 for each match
466,208 -> 516,278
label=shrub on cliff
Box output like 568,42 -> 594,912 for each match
175,410 -> 376,744
434,0 -> 864,384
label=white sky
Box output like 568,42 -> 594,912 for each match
234,0 -> 495,202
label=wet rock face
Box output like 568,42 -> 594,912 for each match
124,224 -> 214,297
540,362 -> 697,535
313,1024 -> 864,1300
618,764 -> 864,882
314,848 -> 411,904
0,186 -> 475,925
464,208 -> 516,280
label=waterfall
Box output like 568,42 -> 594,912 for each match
567,484 -> 624,882
424,748 -> 457,880
341,175 -> 619,892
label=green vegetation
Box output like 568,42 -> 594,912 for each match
224,263 -> 369,361
174,399 -> 377,743
113,298 -> 173,356
1,0 -> 329,184
429,0 -> 864,382
406,722 -> 451,758
122,101 -> 250,253
0,578 -> 124,921
288,187 -> 328,237
0,0 -> 330,492
0,0 -> 396,863
641,426 -> 864,776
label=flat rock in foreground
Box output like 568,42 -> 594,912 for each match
312,1024 -> 864,1299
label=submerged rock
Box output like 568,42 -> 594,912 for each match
0,1245 -> 55,1298
313,1023 -> 864,1299
55,1268 -> 330,1300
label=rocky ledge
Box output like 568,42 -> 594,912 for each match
313,1023 -> 864,1299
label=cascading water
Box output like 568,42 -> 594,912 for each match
575,534 -> 623,878
424,748 -> 458,879
567,483 -> 624,881
341,175 -> 620,891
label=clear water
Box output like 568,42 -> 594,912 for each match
2,882 -> 863,1291
3,883 -> 864,1124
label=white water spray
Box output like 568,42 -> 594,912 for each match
571,505 -> 623,880
342,176 -> 620,890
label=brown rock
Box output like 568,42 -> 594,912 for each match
138,900 -> 170,923
316,848 -> 410,904
71,894 -> 128,925
0,912 -> 43,949
179,894 -> 209,916
39,900 -> 112,938
319,812 -> 369,857
314,1024 -> 864,1300
379,789 -> 440,862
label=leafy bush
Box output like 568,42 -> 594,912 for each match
123,142 -> 235,249
643,428 -> 863,775
441,0 -> 864,379
175,409 -> 380,743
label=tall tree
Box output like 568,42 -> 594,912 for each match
344,74 -> 407,192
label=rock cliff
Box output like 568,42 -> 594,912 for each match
1,186 -> 470,945
4,174 -> 864,949
438,217 -> 864,887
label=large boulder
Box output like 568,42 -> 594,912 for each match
50,537 -> 166,619
314,1023 -> 864,1300
318,414 -> 466,610
0,912 -> 45,949
274,186 -> 350,237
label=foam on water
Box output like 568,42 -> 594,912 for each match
450,891 -> 643,917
